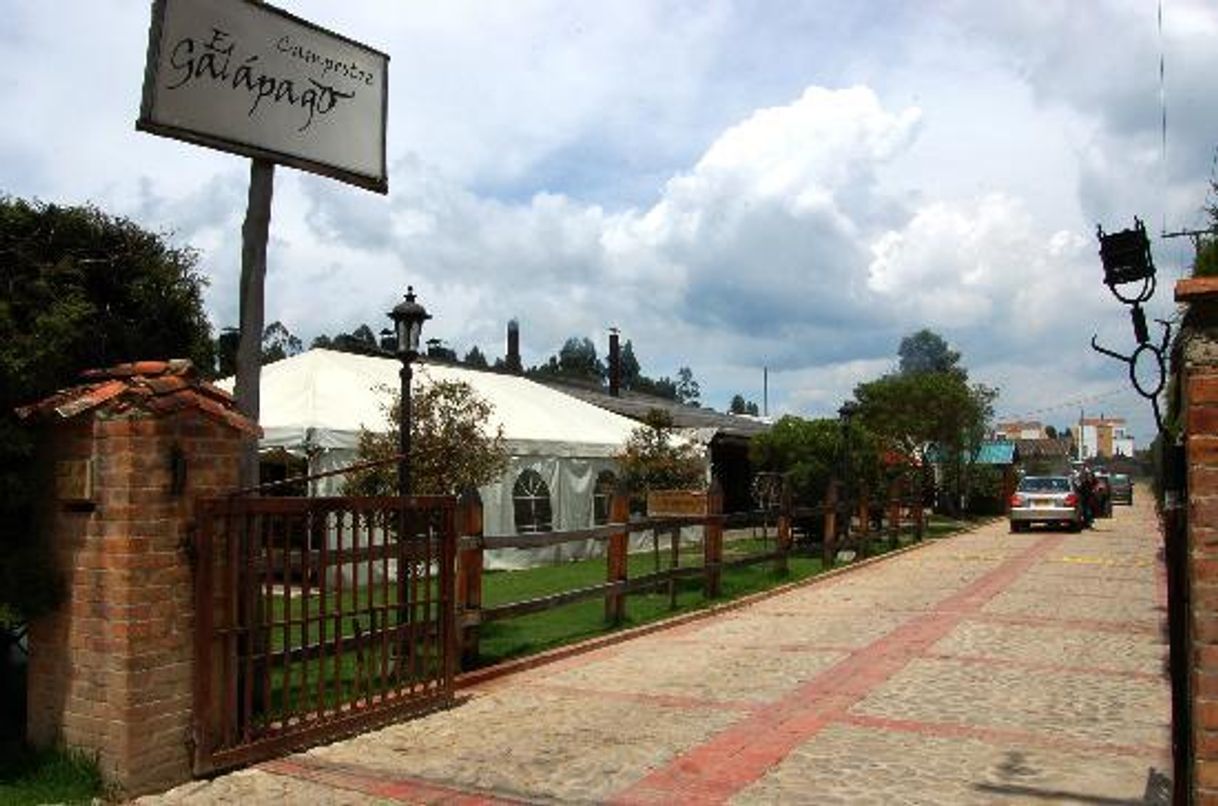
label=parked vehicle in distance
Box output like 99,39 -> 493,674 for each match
1010,475 -> 1082,533
1110,473 -> 1133,505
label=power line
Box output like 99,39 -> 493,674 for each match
997,386 -> 1130,422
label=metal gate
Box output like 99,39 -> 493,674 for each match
191,494 -> 456,774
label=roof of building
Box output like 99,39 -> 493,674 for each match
215,349 -> 650,458
533,380 -> 772,441
17,359 -> 258,435
1012,437 -> 1074,459
925,441 -> 1018,466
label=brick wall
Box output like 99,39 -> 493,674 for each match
1178,277 -> 1218,803
26,407 -> 244,796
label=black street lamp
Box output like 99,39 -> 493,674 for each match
838,401 -> 859,512
387,286 -> 431,496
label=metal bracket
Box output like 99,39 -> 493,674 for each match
1090,314 -> 1172,433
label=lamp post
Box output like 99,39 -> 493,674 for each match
838,401 -> 859,532
387,286 -> 430,496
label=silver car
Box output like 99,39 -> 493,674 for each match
1009,475 -> 1082,533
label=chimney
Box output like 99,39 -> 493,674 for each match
506,319 -> 522,373
608,328 -> 621,397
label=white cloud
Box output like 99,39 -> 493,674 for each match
2,0 -> 1213,443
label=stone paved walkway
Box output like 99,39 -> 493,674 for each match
139,496 -> 1171,804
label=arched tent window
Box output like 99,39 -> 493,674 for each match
593,470 -> 617,526
513,469 -> 553,533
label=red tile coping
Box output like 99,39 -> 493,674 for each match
1175,277 -> 1218,303
15,358 -> 259,436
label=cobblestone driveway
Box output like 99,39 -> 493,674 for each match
140,496 -> 1170,805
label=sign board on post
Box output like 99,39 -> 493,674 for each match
138,0 -> 389,193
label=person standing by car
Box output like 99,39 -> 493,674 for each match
1078,469 -> 1096,528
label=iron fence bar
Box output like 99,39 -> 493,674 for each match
191,502 -> 215,771
316,507 -> 328,715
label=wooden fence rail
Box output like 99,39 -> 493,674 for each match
455,477 -> 926,669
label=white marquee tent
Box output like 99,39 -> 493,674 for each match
219,349 -> 701,567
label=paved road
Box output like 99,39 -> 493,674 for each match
142,497 -> 1171,805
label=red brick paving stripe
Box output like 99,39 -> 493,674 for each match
609,533 -> 1069,805
259,757 -> 525,805
839,713 -> 1168,758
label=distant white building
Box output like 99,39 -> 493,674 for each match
1078,416 -> 1134,460
994,420 -> 1046,440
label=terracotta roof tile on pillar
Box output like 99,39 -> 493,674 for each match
16,359 -> 260,437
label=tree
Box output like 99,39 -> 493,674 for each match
425,338 -> 458,363
463,345 -> 488,368
343,380 -> 509,496
634,375 -> 678,400
1,196 -> 214,620
749,417 -> 840,503
1044,425 -> 1058,439
853,370 -> 996,514
1190,179 -> 1218,276
261,321 -> 303,364
620,340 -> 641,388
898,329 -> 964,378
729,394 -> 760,416
317,323 -> 382,355
615,409 -> 706,509
675,366 -> 700,405
559,337 -> 604,379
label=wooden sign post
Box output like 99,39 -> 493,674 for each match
137,0 -> 389,486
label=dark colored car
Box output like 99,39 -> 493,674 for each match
1110,473 -> 1133,505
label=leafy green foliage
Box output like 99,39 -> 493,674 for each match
898,329 -> 964,378
344,380 -> 509,496
675,366 -> 700,405
729,394 -> 760,415
620,339 -> 641,387
0,196 -> 214,619
1195,180 -> 1218,277
750,416 -> 839,502
0,744 -> 106,806
614,409 -> 706,506
261,320 -> 302,364
312,323 -> 382,355
463,345 -> 489,368
528,336 -> 606,383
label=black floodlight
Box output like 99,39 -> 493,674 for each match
1097,218 -> 1155,289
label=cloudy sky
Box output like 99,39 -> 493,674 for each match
4,0 -> 1216,444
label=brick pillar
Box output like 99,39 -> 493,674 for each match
19,361 -> 254,797
1177,278 -> 1218,803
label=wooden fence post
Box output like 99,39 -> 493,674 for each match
858,484 -> 871,558
822,480 -> 838,568
606,485 -> 630,623
455,488 -> 484,670
888,477 -> 901,547
704,478 -> 724,598
775,476 -> 792,575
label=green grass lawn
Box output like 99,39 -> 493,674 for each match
0,744 -> 105,806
